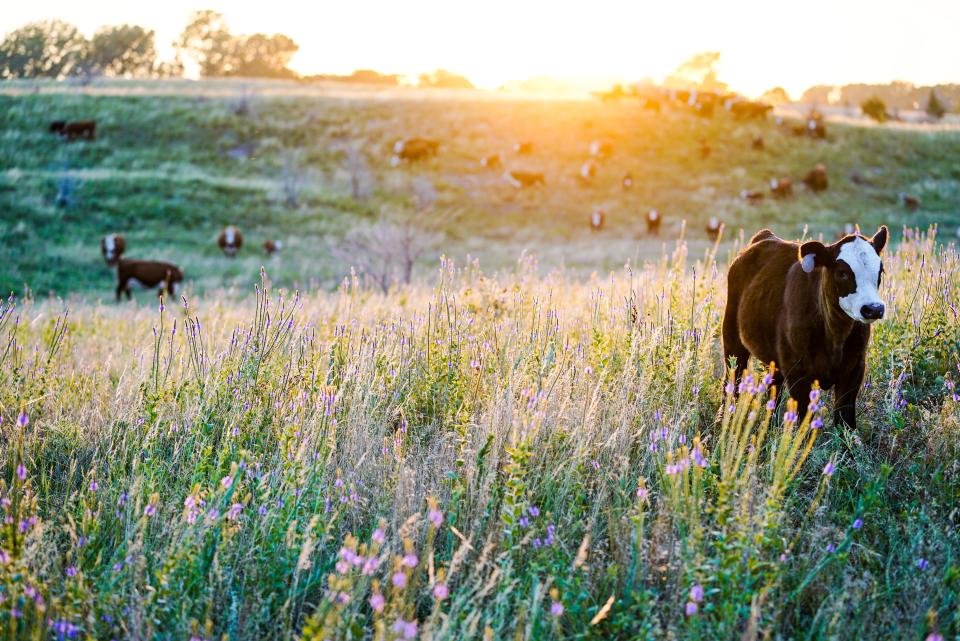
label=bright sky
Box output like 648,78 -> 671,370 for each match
5,0 -> 958,97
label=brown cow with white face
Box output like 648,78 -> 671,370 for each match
804,164 -> 829,192
589,209 -> 605,230
264,239 -> 283,257
115,259 -> 183,301
101,234 -> 126,266
646,209 -> 661,235
218,226 -> 243,257
503,170 -> 545,188
706,217 -> 723,241
770,177 -> 793,198
722,226 -> 888,428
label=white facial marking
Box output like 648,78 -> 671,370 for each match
649,210 -> 659,221
708,216 -> 718,228
837,238 -> 884,323
770,178 -> 779,189
226,227 -> 236,245
592,212 -> 602,226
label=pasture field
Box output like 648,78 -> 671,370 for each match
1,228 -> 959,640
1,79 -> 959,298
1,80 -> 960,640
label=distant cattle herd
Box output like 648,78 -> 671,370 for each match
45,91 -> 936,301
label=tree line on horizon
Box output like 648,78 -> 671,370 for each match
0,10 -> 475,88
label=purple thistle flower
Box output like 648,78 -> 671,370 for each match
823,461 -> 836,476
226,503 -> 243,520
852,518 -> 863,530
811,417 -> 823,430
689,584 -> 704,602
220,475 -> 233,488
402,553 -> 418,568
926,634 -> 943,641
528,505 -> 540,517
428,508 -> 443,528
16,464 -> 26,481
144,504 -> 156,517
766,399 -> 776,411
392,619 -> 418,640
433,582 -> 449,600
826,543 -> 836,553
685,601 -> 698,616
550,601 -> 564,617
372,528 -> 386,544
66,566 -> 77,577
17,412 -> 28,429
370,593 -> 385,612
392,571 -> 407,588
89,480 -> 99,492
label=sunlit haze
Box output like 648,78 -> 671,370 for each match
6,0 -> 959,96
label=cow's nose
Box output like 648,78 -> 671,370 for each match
861,303 -> 885,320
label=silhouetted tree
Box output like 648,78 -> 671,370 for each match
175,10 -> 234,77
861,95 -> 889,122
664,52 -> 727,92
759,86 -> 791,105
0,20 -> 87,78
926,89 -> 946,119
419,69 -> 474,89
175,10 -> 298,78
84,25 -> 156,77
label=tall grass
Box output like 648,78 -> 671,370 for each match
1,230 -> 958,640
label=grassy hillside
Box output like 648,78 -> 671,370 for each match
0,229 -> 958,640
1,80 -> 959,298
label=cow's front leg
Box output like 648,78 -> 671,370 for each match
833,358 -> 866,429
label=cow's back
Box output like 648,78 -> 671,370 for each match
727,233 -> 797,363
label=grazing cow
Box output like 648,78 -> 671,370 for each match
115,259 -> 183,301
706,217 -> 723,241
218,226 -> 243,257
590,209 -> 605,230
622,173 -> 634,190
51,120 -> 96,141
643,98 -> 662,112
804,164 -> 829,192
807,117 -> 827,139
752,135 -> 765,150
730,102 -> 773,121
264,239 -> 283,257
899,193 -> 920,210
646,209 -> 661,235
741,189 -> 765,203
694,101 -> 715,118
589,141 -> 613,158
770,177 -> 793,198
579,160 -> 598,183
836,223 -> 857,240
699,139 -> 711,159
480,154 -> 503,170
101,233 -> 126,266
513,141 -> 533,154
392,138 -> 439,164
503,170 -> 545,188
722,226 -> 889,428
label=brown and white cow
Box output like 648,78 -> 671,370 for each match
770,177 -> 793,198
513,141 -> 533,155
391,138 -> 439,165
899,193 -> 920,210
589,141 -> 613,159
723,226 -> 888,427
804,164 -> 828,192
752,135 -> 765,150
622,173 -> 634,190
579,160 -> 598,183
741,188 -> 765,203
699,139 -> 711,159
503,170 -> 545,188
218,226 -> 243,257
264,239 -> 283,257
480,154 -> 503,170
115,258 -> 183,301
101,234 -> 126,266
589,209 -> 605,230
706,217 -> 723,241
50,120 -> 96,141
646,209 -> 661,235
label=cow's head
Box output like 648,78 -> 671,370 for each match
101,234 -> 125,266
49,121 -> 66,134
799,225 -> 888,323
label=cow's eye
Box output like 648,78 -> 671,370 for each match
837,271 -> 849,281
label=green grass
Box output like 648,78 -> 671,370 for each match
1,80 -> 959,640
0,228 -> 958,640
1,80 -> 959,298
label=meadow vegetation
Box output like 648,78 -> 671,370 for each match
1,226 -> 959,640
1,80 -> 959,298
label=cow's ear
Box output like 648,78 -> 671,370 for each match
799,241 -> 832,273
870,225 -> 888,254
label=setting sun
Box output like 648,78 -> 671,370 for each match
6,0 -> 959,96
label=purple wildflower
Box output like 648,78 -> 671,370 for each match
433,582 -> 449,600
685,602 -> 698,616
550,601 -> 564,617
392,571 -> 407,588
